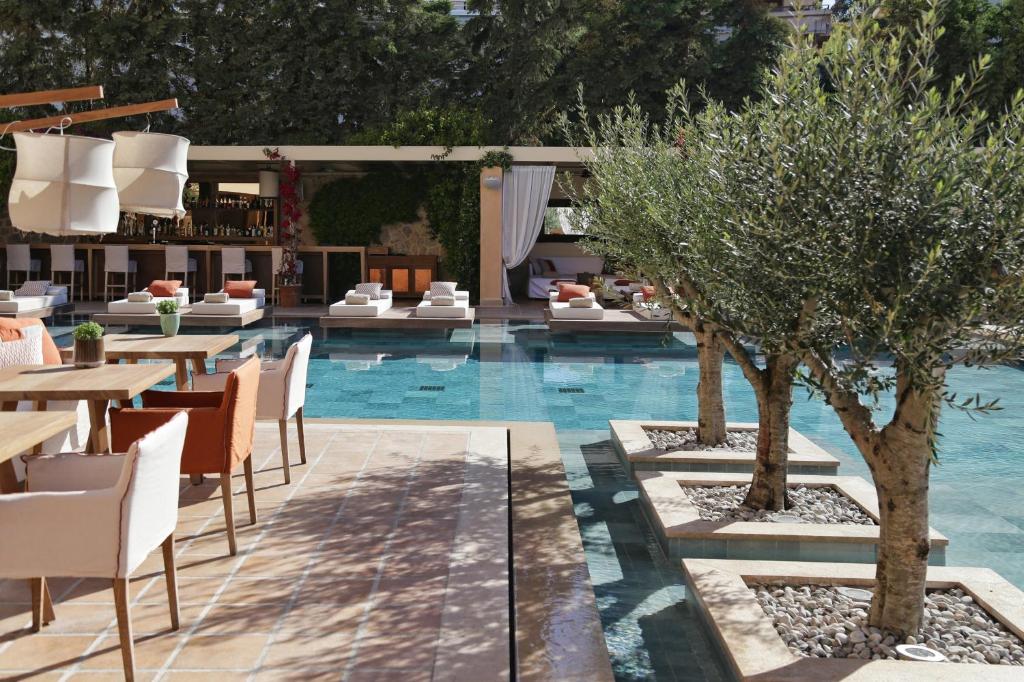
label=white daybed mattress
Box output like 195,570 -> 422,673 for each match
548,292 -> 604,320
528,274 -> 633,300
416,299 -> 470,319
190,289 -> 266,316
328,291 -> 393,317
107,288 -> 189,315
0,289 -> 68,313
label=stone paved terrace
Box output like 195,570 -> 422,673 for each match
0,420 -> 611,681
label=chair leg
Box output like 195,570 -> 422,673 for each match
29,578 -> 44,632
278,419 -> 291,485
112,577 -> 136,682
161,534 -> 179,630
296,407 -> 307,465
220,475 -> 238,556
243,455 -> 257,525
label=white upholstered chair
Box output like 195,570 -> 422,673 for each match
104,245 -> 138,301
165,246 -> 198,292
221,247 -> 252,281
5,244 -> 41,289
49,245 -> 85,301
193,333 -> 312,484
0,413 -> 188,682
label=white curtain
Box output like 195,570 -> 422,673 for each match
501,165 -> 556,304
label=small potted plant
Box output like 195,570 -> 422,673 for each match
156,299 -> 180,337
72,321 -> 105,368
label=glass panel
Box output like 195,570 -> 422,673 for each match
369,268 -> 385,284
392,269 -> 409,293
414,268 -> 432,293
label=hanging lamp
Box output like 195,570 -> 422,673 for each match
7,131 -> 120,235
112,131 -> 190,217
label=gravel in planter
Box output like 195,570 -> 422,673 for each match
682,484 -> 876,525
644,427 -> 758,452
752,584 -> 1024,665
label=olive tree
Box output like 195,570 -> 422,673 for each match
561,96 -> 729,447
699,2 -> 1024,636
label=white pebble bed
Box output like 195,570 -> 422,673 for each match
752,584 -> 1024,665
682,484 -> 876,525
644,427 -> 758,452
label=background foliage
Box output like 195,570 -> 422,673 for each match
308,170 -> 426,247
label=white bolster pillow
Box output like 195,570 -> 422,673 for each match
346,293 -> 370,305
432,295 -> 456,306
569,297 -> 593,308
0,290 -> 13,301
204,292 -> 229,303
127,291 -> 153,302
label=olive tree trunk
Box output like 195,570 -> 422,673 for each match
742,353 -> 797,511
816,363 -> 938,637
693,327 -> 727,446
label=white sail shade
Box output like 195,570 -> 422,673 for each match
7,132 -> 120,235
112,131 -> 189,218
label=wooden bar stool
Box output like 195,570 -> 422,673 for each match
5,244 -> 41,289
165,246 -> 198,293
49,245 -> 85,301
104,245 -> 138,301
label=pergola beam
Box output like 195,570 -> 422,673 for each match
4,98 -> 178,133
0,85 -> 105,109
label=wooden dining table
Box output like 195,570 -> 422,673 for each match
0,363 -> 175,453
59,333 -> 239,390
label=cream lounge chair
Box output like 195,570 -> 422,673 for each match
190,288 -> 266,316
106,283 -> 189,315
328,289 -> 393,317
548,291 -> 604,320
417,283 -> 471,319
0,282 -> 68,316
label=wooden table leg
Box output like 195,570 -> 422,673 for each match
189,357 -> 207,380
87,399 -> 110,453
174,360 -> 189,391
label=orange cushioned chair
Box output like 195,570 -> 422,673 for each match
109,357 -> 260,556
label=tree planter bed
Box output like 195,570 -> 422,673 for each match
683,558 -> 1024,681
637,471 -> 947,564
611,420 -> 840,477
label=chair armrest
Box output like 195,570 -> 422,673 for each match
214,358 -> 248,373
191,372 -> 229,392
23,453 -> 126,492
141,389 -> 223,409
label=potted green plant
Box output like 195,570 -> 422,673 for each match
156,299 -> 180,337
72,321 -> 105,368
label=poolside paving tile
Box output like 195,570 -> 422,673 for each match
0,422 -> 511,679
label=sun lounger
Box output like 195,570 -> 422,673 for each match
548,291 -> 604,320
328,290 -> 394,317
416,298 -> 471,319
190,289 -> 266,316
0,285 -> 68,314
107,287 -> 189,315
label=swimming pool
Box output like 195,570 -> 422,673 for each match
60,320 -> 1024,681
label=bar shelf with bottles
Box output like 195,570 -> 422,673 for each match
116,181 -> 277,245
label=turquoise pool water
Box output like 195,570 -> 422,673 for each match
62,321 -> 1024,681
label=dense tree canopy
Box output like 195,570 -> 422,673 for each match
0,0 -> 787,145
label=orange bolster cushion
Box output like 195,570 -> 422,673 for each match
223,280 -> 257,298
557,283 -> 591,303
148,280 -> 182,297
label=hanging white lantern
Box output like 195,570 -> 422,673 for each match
7,132 -> 120,236
259,170 -> 279,198
112,131 -> 189,218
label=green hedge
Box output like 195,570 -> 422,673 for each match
308,169 -> 425,246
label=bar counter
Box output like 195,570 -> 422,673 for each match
13,243 -> 367,303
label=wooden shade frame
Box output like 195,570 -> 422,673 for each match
1,85 -> 177,133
